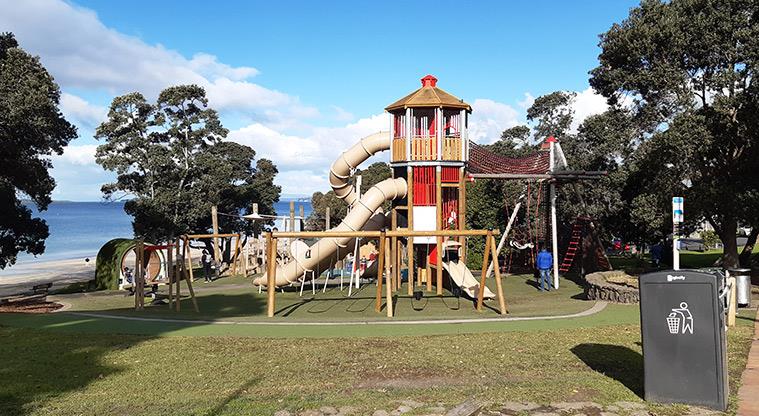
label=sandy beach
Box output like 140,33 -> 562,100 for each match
0,257 -> 96,297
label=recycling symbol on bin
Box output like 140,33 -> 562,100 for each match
666,302 -> 694,335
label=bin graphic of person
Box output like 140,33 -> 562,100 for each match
666,302 -> 694,335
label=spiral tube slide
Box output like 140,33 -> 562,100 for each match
254,132 -> 408,288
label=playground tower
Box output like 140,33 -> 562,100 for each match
385,75 -> 472,286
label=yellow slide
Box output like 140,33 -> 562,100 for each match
441,260 -> 496,299
254,132 -> 406,288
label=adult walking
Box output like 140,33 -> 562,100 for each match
536,246 -> 553,292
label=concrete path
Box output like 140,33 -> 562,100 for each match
60,301 -> 607,326
738,307 -> 759,416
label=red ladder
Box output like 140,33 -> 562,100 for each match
559,220 -> 584,272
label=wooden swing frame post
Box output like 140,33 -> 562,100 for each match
182,237 -> 200,312
266,233 -> 277,318
374,232 -> 386,313
166,238 -> 173,309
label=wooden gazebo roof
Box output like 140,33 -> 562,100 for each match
385,75 -> 472,112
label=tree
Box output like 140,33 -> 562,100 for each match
95,85 -> 280,251
590,0 -> 759,267
0,33 -> 77,269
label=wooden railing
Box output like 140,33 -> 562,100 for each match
442,136 -> 462,160
391,137 -> 406,162
411,136 -> 437,160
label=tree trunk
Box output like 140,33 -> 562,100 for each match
738,228 -> 758,267
720,218 -> 740,269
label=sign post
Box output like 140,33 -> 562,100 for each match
672,197 -> 684,270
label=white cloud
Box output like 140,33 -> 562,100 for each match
59,93 -> 106,130
570,87 -> 609,132
468,98 -> 521,144
54,144 -> 98,166
0,0 -> 316,117
518,92 -> 535,110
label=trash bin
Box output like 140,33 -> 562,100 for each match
639,269 -> 728,411
728,268 -> 752,307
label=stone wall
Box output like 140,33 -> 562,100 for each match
584,270 -> 640,304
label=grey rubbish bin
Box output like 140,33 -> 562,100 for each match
728,268 -> 752,307
639,269 -> 728,411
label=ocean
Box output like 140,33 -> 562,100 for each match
0,200 -> 312,274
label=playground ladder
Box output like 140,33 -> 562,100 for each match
559,220 -> 584,272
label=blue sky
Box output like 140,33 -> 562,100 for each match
1,0 -> 638,200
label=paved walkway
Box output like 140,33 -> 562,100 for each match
738,307 -> 759,416
60,301 -> 607,326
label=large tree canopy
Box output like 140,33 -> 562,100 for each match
590,0 -> 759,267
0,33 -> 77,269
95,85 -> 280,243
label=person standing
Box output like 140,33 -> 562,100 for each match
536,247 -> 553,292
201,250 -> 213,283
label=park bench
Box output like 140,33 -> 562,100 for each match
0,282 -> 53,305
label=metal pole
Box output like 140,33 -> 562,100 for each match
549,138 -> 559,289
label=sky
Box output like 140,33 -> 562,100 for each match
0,0 -> 639,200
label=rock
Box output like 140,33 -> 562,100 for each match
338,406 -> 357,415
395,405 -> 413,414
629,411 -> 652,416
614,401 -> 646,410
319,406 -> 338,415
299,411 -> 323,416
499,402 -> 540,412
604,405 -> 620,412
400,400 -> 425,409
600,413 -> 620,416
274,411 -> 292,416
446,399 -> 485,416
684,406 -> 722,416
552,402 -> 603,411
584,271 -> 640,304
531,413 -> 559,416
373,411 -> 390,416
425,407 -> 448,414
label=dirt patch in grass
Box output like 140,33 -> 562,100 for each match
0,298 -> 63,313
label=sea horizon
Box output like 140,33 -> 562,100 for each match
1,199 -> 313,275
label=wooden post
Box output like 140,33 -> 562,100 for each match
267,234 -> 277,317
289,201 -> 295,232
232,234 -> 242,275
134,240 -> 143,310
175,237 -> 182,311
396,238 -> 402,291
391,208 -> 398,292
407,166 -> 414,295
384,235 -> 393,317
211,205 -> 220,263
167,238 -> 174,309
436,236 -> 443,296
375,232 -> 386,313
425,247 -> 432,292
476,231 -> 493,312
490,233 -> 507,314
183,239 -> 200,312
186,239 -> 196,283
459,167 -> 467,262
728,276 -> 737,327
325,206 -> 331,230
436,166 -> 443,295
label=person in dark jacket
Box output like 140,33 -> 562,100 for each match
201,250 -> 213,283
536,247 -> 553,292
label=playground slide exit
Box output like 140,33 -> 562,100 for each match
441,260 -> 496,299
254,132 -> 407,288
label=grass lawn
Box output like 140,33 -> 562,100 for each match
0,265 -> 755,415
0,308 -> 754,416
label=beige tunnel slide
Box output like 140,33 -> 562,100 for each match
254,132 -> 406,288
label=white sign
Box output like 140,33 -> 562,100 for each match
666,302 -> 694,335
672,197 -> 684,223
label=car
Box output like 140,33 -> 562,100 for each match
679,239 -> 705,252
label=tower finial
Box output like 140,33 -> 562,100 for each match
421,74 -> 437,87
